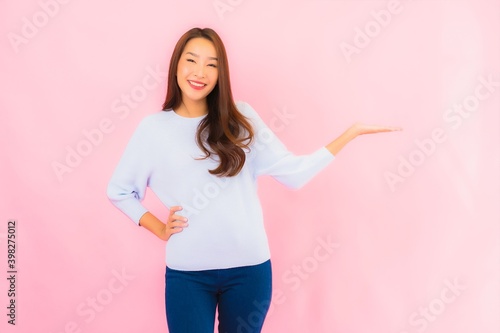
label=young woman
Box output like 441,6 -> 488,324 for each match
107,27 -> 401,333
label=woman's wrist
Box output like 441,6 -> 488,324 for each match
325,126 -> 358,155
139,212 -> 169,240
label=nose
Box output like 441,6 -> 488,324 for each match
194,64 -> 205,78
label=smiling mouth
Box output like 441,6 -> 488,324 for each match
188,80 -> 207,88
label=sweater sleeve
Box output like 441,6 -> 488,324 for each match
106,117 -> 153,224
238,102 -> 335,189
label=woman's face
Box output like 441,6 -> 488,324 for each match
176,37 -> 219,106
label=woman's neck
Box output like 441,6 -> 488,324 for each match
176,100 -> 208,118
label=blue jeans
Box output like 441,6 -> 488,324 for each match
165,260 -> 272,333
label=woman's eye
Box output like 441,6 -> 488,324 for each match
187,59 -> 195,63
208,64 -> 217,68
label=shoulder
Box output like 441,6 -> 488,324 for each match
235,101 -> 260,120
135,110 -> 173,130
127,111 -> 174,142
140,110 -> 172,124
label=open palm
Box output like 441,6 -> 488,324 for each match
351,122 -> 403,135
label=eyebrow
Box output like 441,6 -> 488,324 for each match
186,51 -> 218,61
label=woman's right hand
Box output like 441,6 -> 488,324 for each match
161,206 -> 189,241
139,208 -> 188,241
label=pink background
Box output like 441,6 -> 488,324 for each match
1,0 -> 499,332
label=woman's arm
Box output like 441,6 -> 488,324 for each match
139,207 -> 188,241
238,101 -> 402,189
326,123 -> 402,155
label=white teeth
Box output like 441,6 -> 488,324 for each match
189,81 -> 205,87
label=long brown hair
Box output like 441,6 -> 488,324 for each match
162,27 -> 254,177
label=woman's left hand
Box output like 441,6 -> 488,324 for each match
349,122 -> 403,136
325,122 -> 402,155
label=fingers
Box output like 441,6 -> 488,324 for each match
167,206 -> 188,234
169,225 -> 185,234
169,206 -> 184,217
376,128 -> 400,133
369,125 -> 403,132
169,206 -> 188,222
384,126 -> 403,132
362,124 -> 403,134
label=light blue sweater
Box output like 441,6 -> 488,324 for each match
107,101 -> 335,270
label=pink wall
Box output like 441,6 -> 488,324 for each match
1,0 -> 498,332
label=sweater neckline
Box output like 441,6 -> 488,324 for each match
170,109 -> 207,121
